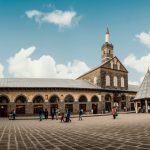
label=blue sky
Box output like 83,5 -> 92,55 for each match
0,0 -> 150,84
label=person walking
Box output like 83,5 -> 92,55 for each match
39,108 -> 43,121
79,108 -> 83,120
112,106 -> 116,119
51,109 -> 55,120
12,110 -> 16,120
55,108 -> 59,120
65,110 -> 68,122
67,110 -> 71,122
44,109 -> 48,120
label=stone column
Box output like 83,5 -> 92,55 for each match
135,101 -> 138,113
73,102 -> 79,114
26,102 -> 33,115
59,102 -> 65,112
98,102 -> 102,113
101,96 -> 105,114
86,102 -> 91,113
145,99 -> 148,113
8,102 -> 15,113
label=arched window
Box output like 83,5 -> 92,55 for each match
79,95 -> 87,102
49,95 -> 60,103
91,95 -> 99,102
117,62 -> 120,70
15,95 -> 27,103
64,95 -> 74,103
121,77 -> 125,87
94,77 -> 97,85
0,95 -> 9,103
110,61 -> 113,69
105,94 -> 111,101
33,95 -> 44,103
114,76 -> 118,87
106,75 -> 110,86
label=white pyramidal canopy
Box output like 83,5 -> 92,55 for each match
134,69 -> 150,100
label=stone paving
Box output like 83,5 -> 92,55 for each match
0,114 -> 150,150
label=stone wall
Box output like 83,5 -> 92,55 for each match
77,67 -> 101,86
100,68 -> 128,90
0,89 -> 136,116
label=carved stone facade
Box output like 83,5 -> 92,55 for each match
0,88 -> 136,116
0,29 -> 138,117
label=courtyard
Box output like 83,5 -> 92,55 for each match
0,114 -> 150,150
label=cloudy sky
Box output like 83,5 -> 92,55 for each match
0,0 -> 150,85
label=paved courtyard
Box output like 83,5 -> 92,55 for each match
0,114 -> 150,150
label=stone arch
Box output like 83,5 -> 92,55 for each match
64,95 -> 74,103
78,95 -> 87,112
49,95 -> 60,103
91,95 -> 99,102
33,95 -> 44,103
64,95 -> 74,113
0,95 -> 10,103
105,94 -> 111,101
78,95 -> 88,102
15,95 -> 27,103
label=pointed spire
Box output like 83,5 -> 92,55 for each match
106,26 -> 109,34
105,26 -> 110,43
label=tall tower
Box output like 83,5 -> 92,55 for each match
101,28 -> 114,64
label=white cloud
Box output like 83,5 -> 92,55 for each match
136,31 -> 150,48
128,80 -> 140,86
8,46 -> 90,79
0,64 -> 4,78
25,9 -> 81,28
123,53 -> 150,73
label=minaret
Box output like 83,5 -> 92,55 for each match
101,27 -> 114,64
105,27 -> 110,43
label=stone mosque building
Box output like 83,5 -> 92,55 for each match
0,29 -> 138,117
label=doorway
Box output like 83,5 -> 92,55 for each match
34,105 -> 43,114
79,104 -> 86,113
105,102 -> 111,112
50,104 -> 58,114
92,104 -> 98,114
65,104 -> 73,113
0,105 -> 7,117
130,103 -> 135,111
16,105 -> 25,114
121,102 -> 126,111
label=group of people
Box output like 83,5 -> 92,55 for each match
9,107 -> 118,121
60,110 -> 71,122
39,108 -> 49,121
38,108 -> 84,122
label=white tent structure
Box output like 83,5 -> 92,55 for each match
134,69 -> 150,113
